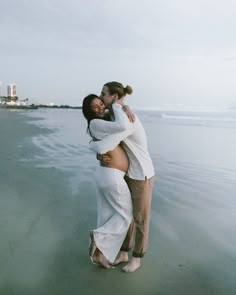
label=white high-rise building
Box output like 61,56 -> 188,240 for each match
7,83 -> 17,98
0,81 -> 2,97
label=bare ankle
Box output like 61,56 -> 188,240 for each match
114,251 -> 129,265
131,257 -> 140,262
120,251 -> 129,258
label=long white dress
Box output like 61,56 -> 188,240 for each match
89,104 -> 132,263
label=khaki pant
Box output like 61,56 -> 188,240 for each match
121,176 -> 154,257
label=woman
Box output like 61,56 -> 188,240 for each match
82,92 -> 133,269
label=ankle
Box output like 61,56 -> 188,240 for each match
132,257 -> 140,262
120,251 -> 129,258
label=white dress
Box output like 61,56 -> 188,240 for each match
89,104 -> 132,263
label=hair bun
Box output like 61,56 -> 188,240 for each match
124,85 -> 133,95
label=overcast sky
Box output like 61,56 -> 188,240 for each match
1,0 -> 236,107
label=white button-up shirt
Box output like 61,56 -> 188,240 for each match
89,103 -> 155,180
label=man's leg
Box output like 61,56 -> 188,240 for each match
114,175 -> 135,265
120,219 -> 135,251
122,176 -> 154,272
114,220 -> 135,265
120,174 -> 136,252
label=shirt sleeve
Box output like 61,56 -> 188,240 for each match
89,126 -> 135,154
89,103 -> 132,140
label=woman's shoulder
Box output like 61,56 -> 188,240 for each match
89,119 -> 106,134
90,115 -> 110,127
90,118 -> 102,128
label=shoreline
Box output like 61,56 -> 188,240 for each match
0,103 -> 82,110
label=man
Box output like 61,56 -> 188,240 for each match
89,81 -> 155,272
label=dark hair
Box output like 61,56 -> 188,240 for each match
82,94 -> 109,137
104,81 -> 133,98
82,94 -> 99,124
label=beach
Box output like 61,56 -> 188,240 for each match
0,107 -> 236,295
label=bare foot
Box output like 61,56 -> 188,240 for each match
114,251 -> 129,265
92,249 -> 114,269
122,257 -> 140,273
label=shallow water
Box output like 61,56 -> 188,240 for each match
23,107 -> 236,184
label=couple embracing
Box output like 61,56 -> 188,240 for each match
82,81 -> 154,273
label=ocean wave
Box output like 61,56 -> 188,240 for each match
161,113 -> 236,122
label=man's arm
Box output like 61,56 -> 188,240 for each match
122,105 -> 135,123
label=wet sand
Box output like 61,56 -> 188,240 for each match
0,109 -> 235,295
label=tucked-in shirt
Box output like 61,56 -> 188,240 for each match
89,103 -> 155,180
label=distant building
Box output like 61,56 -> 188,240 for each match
0,81 -> 2,97
7,83 -> 17,98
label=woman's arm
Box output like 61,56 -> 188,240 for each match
89,126 -> 134,154
90,103 -> 133,140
